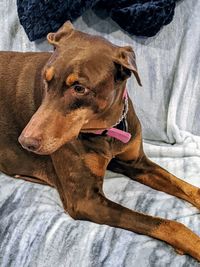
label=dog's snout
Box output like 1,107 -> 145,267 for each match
18,135 -> 41,152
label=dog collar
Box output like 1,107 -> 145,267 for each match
93,88 -> 131,143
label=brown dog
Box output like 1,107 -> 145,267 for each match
0,21 -> 200,261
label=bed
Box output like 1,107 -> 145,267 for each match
0,0 -> 200,266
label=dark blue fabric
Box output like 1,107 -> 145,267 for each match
17,0 -> 178,41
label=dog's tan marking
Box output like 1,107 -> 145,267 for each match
84,153 -> 108,177
66,74 -> 78,86
150,221 -> 200,258
116,133 -> 142,161
45,66 -> 55,81
97,98 -> 108,110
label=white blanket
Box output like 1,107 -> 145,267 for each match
0,0 -> 200,266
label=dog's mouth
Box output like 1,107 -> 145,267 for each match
19,124 -> 83,155
81,127 -> 106,132
19,126 -> 106,155
19,130 -> 80,155
19,135 -> 78,155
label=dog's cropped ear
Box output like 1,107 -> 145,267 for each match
47,21 -> 74,46
113,46 -> 142,86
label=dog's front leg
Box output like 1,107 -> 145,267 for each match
108,155 -> 200,210
50,141 -> 109,213
51,143 -> 200,261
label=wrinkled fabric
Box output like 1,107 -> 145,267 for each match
0,0 -> 200,266
17,0 -> 178,41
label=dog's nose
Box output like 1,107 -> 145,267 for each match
18,135 -> 41,152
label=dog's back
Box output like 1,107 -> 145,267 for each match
0,51 -> 53,177
0,51 -> 51,133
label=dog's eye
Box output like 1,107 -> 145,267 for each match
73,85 -> 87,95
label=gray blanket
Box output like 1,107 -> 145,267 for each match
0,0 -> 200,266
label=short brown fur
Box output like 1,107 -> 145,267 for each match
0,21 -> 200,261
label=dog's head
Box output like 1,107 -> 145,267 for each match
19,21 -> 141,155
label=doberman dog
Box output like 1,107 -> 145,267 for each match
0,21 -> 200,261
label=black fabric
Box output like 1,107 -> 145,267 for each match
17,0 -> 179,41
117,118 -> 128,132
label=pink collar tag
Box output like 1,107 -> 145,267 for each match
94,127 -> 131,144
107,128 -> 131,143
93,88 -> 131,143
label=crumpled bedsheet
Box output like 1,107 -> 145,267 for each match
0,0 -> 200,266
